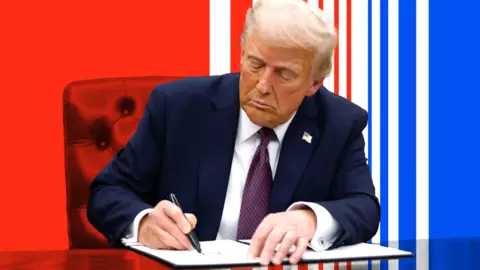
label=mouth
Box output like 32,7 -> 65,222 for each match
251,100 -> 271,110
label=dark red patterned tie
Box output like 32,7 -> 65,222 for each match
236,127 -> 276,239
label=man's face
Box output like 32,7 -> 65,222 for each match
239,32 -> 323,128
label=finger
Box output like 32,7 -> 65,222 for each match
152,209 -> 192,249
259,227 -> 285,266
289,237 -> 308,265
163,201 -> 191,234
151,226 -> 186,250
185,213 -> 197,229
272,230 -> 297,265
248,217 -> 274,259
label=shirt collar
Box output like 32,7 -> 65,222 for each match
236,108 -> 296,145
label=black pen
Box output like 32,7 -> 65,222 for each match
169,193 -> 202,253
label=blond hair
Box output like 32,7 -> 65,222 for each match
240,0 -> 338,78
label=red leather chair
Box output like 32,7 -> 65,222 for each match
63,76 -> 183,249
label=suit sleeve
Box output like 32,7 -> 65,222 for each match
317,109 -> 381,249
87,87 -> 166,247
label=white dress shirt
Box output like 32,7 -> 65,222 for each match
122,108 -> 340,251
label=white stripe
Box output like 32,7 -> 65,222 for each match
338,0 -> 347,99
351,0 -> 369,112
351,260 -> 370,270
323,263 -> 335,270
416,0 -> 429,269
308,0 -> 319,8
322,0 -> 335,92
308,263 -> 320,270
351,5 -> 372,269
388,0 -> 399,269
371,0 -> 381,252
350,5 -> 370,263
209,0 -> 230,75
371,260 -> 381,270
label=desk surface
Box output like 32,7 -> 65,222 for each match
0,239 -> 479,270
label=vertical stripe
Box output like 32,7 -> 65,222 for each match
333,0 -> 339,95
230,0 -> 252,73
323,263 -> 335,270
345,0 -> 352,101
308,263 -> 325,270
430,0 -> 480,268
366,1 -> 374,269
322,0 -> 335,92
334,4 -> 343,266
416,0 -> 429,269
388,0 -> 399,269
338,0 -> 347,99
379,1 -> 389,270
210,0 -> 231,75
368,0 -> 387,258
344,0 -> 353,267
398,0 -> 417,268
369,0 -> 382,254
298,264 -> 309,270
350,0 -> 370,268
308,0 -> 319,8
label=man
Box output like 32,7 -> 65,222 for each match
87,0 -> 380,266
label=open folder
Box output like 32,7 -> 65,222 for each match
124,239 -> 413,268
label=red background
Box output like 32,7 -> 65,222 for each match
0,1 -> 210,251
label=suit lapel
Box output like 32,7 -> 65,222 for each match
269,96 -> 321,213
197,74 -> 240,241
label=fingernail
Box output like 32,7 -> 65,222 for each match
183,225 -> 191,233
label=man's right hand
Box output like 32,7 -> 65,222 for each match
138,200 -> 197,250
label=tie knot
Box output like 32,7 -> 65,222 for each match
258,127 -> 276,145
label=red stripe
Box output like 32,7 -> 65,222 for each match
346,261 -> 352,270
346,0 -> 352,101
318,263 -> 324,270
297,264 -> 309,270
230,0 -> 252,73
334,262 -> 340,270
319,0 -> 324,9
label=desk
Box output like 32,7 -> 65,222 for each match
0,239 -> 479,270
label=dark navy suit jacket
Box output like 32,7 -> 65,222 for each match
87,72 -> 380,249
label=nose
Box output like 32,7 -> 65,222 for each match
256,67 -> 274,94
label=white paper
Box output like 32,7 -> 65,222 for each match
129,240 -> 412,267
131,240 -> 260,266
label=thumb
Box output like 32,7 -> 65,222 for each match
184,213 -> 197,229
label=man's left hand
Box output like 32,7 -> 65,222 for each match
247,209 -> 317,265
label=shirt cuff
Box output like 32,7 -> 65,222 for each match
121,208 -> 153,246
287,201 -> 340,251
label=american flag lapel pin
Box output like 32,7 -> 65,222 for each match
302,131 -> 312,144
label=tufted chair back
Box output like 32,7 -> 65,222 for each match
63,76 -> 183,249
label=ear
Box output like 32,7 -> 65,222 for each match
239,49 -> 245,67
305,78 -> 324,96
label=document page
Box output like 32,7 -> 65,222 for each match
129,240 -> 413,268
130,240 -> 261,267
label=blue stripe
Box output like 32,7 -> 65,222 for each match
429,0 -> 480,269
380,0 -> 389,269
367,0 -> 373,269
398,0 -> 417,269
